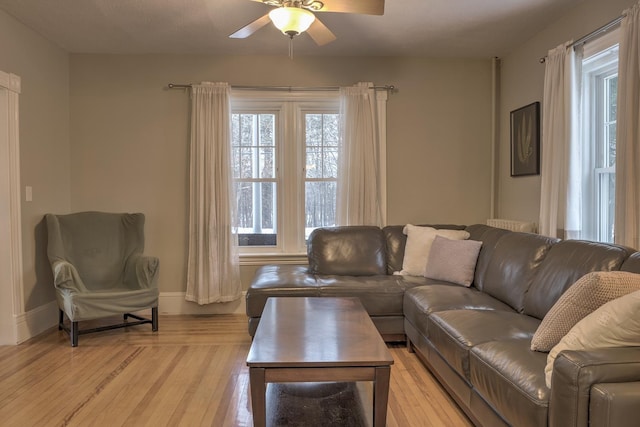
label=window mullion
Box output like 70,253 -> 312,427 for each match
280,102 -> 302,254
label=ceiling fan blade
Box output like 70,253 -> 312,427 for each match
307,18 -> 336,46
229,13 -> 272,39
317,0 -> 385,15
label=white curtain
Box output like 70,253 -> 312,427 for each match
337,82 -> 386,227
615,2 -> 640,248
185,82 -> 241,304
539,43 -> 582,238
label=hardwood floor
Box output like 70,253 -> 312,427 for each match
0,314 -> 472,427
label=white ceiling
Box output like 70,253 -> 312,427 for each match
0,0 -> 583,57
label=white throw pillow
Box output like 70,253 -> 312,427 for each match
400,224 -> 470,276
544,289 -> 640,388
424,236 -> 482,286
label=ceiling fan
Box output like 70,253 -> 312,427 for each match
229,0 -> 385,46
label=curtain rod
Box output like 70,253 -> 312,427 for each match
539,14 -> 624,63
167,83 -> 396,92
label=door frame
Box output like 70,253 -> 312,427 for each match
0,70 -> 24,345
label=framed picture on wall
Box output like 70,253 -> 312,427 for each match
510,102 -> 540,176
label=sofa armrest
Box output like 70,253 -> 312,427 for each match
590,382 -> 640,426
549,347 -> 640,427
124,254 -> 160,289
50,259 -> 88,292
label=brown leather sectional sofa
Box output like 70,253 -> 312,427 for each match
246,224 -> 640,426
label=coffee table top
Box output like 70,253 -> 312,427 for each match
247,297 -> 393,368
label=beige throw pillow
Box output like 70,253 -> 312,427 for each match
531,271 -> 640,352
400,224 -> 470,276
545,289 -> 640,388
424,236 -> 482,287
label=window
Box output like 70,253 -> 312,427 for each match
231,92 -> 339,255
579,30 -> 619,243
304,113 -> 339,239
232,112 -> 277,246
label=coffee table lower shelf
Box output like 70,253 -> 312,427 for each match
249,365 -> 390,427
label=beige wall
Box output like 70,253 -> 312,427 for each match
496,0 -> 637,224
69,54 -> 493,292
0,10 -> 70,311
4,0 -> 632,311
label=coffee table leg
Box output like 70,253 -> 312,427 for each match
249,367 -> 266,427
373,366 -> 391,427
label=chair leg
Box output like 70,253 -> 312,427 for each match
152,307 -> 158,332
71,321 -> 79,347
58,310 -> 64,331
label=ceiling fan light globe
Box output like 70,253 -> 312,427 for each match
269,7 -> 316,36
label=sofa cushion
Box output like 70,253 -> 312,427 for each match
428,310 -> 539,380
620,251 -> 640,273
531,271 -> 640,352
245,265 -> 320,318
382,224 -> 467,274
307,226 -> 386,276
481,232 -> 556,312
470,339 -> 549,427
400,225 -> 470,276
523,240 -> 633,320
545,290 -> 640,388
316,275 -> 412,316
403,285 -> 514,339
464,224 -> 513,292
424,236 -> 482,287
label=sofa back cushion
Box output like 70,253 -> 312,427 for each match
523,240 -> 633,319
383,224 -> 467,274
465,224 -> 512,291
307,226 -> 387,276
620,251 -> 640,273
480,232 -> 557,312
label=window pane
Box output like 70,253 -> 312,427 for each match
259,115 -> 274,146
605,75 -> 617,168
240,114 -> 254,146
607,76 -> 618,119
259,147 -> 275,178
607,123 -> 616,167
324,114 -> 339,143
306,148 -> 322,179
236,181 -> 253,229
306,114 -> 322,146
239,147 -> 253,178
235,181 -> 277,246
305,181 -> 336,239
231,115 -> 240,146
323,148 -> 338,178
598,172 -> 615,243
305,113 -> 340,179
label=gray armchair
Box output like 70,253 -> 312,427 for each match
45,211 -> 159,346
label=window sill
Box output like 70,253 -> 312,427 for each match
239,253 -> 308,266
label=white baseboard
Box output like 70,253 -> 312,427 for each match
9,292 -> 247,344
158,291 -> 247,315
15,300 -> 58,344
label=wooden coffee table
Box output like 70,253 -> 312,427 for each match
247,297 -> 394,427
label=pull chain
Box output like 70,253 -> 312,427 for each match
288,35 -> 294,59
